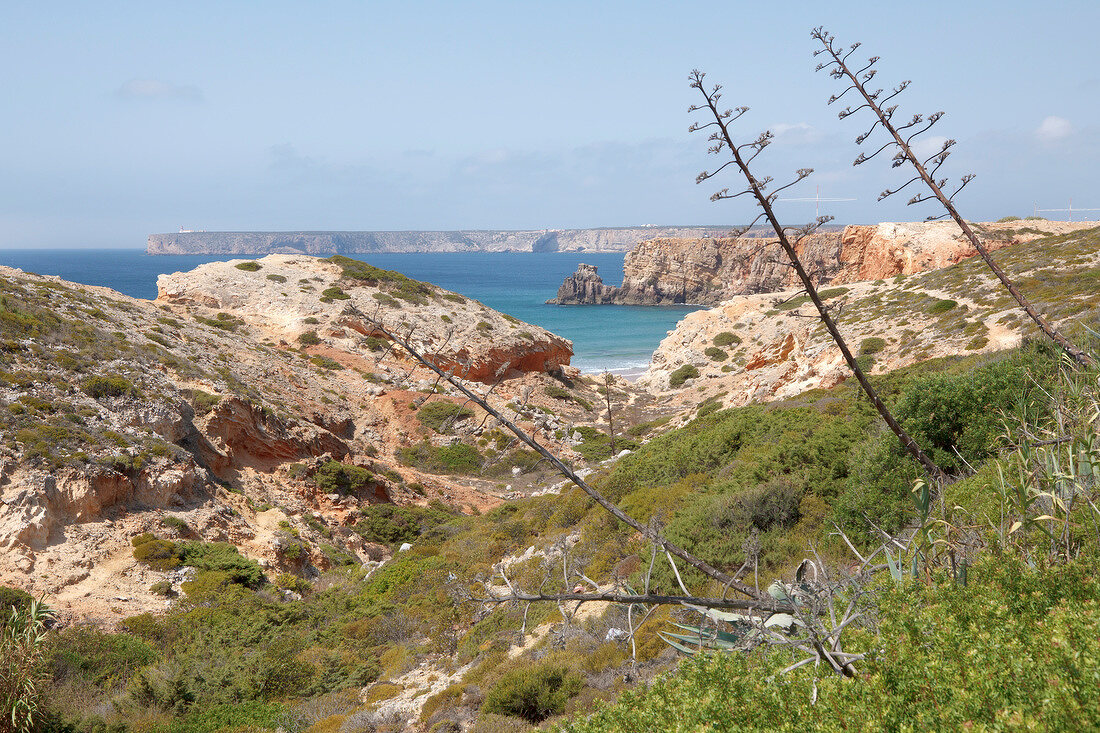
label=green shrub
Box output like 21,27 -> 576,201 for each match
704,347 -> 728,362
177,542 -> 265,588
190,389 -> 221,416
82,375 -> 138,399
315,460 -> 373,495
0,586 -> 34,614
266,273 -> 287,283
234,261 -> 261,272
149,580 -> 174,597
354,503 -> 452,546
668,364 -> 699,388
310,355 -> 344,370
561,556 -> 1100,733
364,336 -> 388,351
397,442 -> 484,475
712,331 -> 741,347
859,337 -> 886,355
417,401 -> 475,433
928,298 -> 958,315
132,538 -> 180,571
482,663 -> 582,723
162,516 -> 189,534
298,331 -> 322,346
321,286 -> 350,300
996,215 -> 1021,222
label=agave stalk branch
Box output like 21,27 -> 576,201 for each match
812,27 -> 1093,369
689,70 -> 947,482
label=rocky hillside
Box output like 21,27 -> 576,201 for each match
0,254 -> 649,625
641,225 -> 1100,413
550,220 -> 1096,305
146,226 -> 735,255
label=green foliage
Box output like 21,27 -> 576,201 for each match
321,286 -> 350,300
859,336 -> 886,355
314,460 -> 373,495
668,364 -> 699,387
195,312 -> 242,332
132,539 -> 181,571
0,587 -> 34,615
266,273 -> 287,283
189,389 -> 220,416
178,542 -> 265,588
355,503 -> 454,546
483,663 -> 582,723
81,376 -> 138,399
712,331 -> 741,347
928,298 -> 958,314
234,261 -> 261,272
417,401 -> 475,433
704,346 -> 728,362
3,599 -> 53,733
397,441 -> 484,475
297,331 -> 322,346
572,427 -> 638,462
310,355 -> 344,370
48,624 -> 157,688
561,557 -> 1100,732
996,215 -> 1021,222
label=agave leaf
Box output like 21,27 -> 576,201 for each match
763,613 -> 798,631
767,580 -> 790,601
883,546 -> 904,582
658,632 -> 699,655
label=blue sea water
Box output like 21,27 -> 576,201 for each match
0,249 -> 700,374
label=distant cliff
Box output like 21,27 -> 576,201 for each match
549,221 -> 1057,305
146,227 -> 735,255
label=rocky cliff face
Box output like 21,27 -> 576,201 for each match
550,221 -> 1088,305
639,223 -> 1100,414
0,254 -> 601,622
157,254 -> 573,383
146,226 -> 734,255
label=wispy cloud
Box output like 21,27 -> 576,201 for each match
1035,115 -> 1073,143
115,78 -> 203,102
770,122 -> 824,146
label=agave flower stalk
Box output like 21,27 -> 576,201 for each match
688,70 -> 947,483
812,27 -> 1093,369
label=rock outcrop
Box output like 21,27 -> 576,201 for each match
640,223 -> 1100,413
146,226 -> 735,255
157,254 -> 573,383
550,221 -> 1096,305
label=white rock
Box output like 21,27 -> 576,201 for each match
398,542 -> 413,552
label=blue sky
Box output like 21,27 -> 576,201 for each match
2,0 -> 1097,248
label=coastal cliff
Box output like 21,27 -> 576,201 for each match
550,220 -> 1076,305
146,226 -> 734,255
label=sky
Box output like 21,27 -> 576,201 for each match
2,0 -> 1098,248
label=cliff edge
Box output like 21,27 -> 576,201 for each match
550,220 -> 1090,305
146,226 -> 735,255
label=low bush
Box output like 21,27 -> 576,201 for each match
397,441 -> 484,475
417,401 -> 475,433
482,663 -> 582,723
712,331 -> 741,347
704,346 -> 728,362
859,336 -> 886,355
82,376 -> 138,399
266,273 -> 287,283
298,331 -> 322,346
314,460 -> 373,495
928,298 -> 958,315
234,261 -> 261,272
668,364 -> 699,388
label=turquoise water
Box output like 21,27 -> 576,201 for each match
0,249 -> 700,373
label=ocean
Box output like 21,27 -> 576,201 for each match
0,249 -> 700,374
